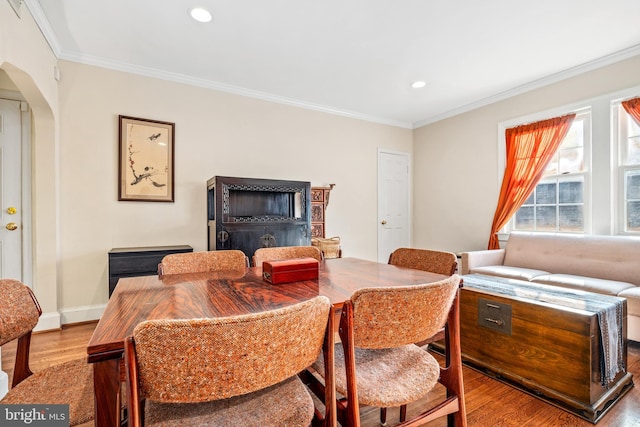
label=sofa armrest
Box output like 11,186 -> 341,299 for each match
461,249 -> 506,275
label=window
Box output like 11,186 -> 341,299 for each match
499,87 -> 640,239
616,102 -> 640,233
513,111 -> 590,233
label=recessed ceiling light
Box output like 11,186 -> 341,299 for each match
190,7 -> 212,23
411,81 -> 427,89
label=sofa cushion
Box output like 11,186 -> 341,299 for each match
618,287 -> 640,317
531,274 -> 636,296
469,266 -> 549,281
502,232 -> 640,287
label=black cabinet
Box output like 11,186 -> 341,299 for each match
108,245 -> 193,297
207,176 -> 311,258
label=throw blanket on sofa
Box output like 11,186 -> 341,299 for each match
463,274 -> 625,387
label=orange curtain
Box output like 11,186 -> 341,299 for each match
487,114 -> 576,249
622,97 -> 640,126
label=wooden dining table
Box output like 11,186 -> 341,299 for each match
86,257 -> 447,427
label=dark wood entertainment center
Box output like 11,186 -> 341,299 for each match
207,176 -> 312,258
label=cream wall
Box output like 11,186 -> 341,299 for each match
413,54 -> 640,254
56,61 -> 412,316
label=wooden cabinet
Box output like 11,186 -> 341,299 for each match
207,176 -> 311,258
108,245 -> 193,297
311,185 -> 334,238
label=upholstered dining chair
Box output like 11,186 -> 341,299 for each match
387,248 -> 457,347
0,279 -> 95,426
388,247 -> 458,276
157,249 -> 249,277
384,247 -> 459,424
252,245 -> 323,267
311,275 -> 466,427
124,295 -> 336,427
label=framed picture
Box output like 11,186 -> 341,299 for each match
118,115 -> 175,202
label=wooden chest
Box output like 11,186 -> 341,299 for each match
451,275 -> 633,423
262,257 -> 319,284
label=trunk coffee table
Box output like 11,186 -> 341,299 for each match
448,274 -> 634,423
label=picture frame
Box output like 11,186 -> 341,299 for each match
118,115 -> 175,202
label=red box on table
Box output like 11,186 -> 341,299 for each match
262,257 -> 319,284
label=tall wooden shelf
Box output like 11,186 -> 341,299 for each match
310,185 -> 334,238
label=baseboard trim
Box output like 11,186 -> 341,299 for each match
35,304 -> 106,332
35,311 -> 61,331
60,304 -> 106,325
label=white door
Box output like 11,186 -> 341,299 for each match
0,97 -> 27,399
377,150 -> 410,262
0,98 -> 23,280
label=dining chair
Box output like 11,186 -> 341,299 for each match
388,247 -> 458,276
124,295 -> 336,427
383,247 -> 459,424
252,245 -> 323,267
310,275 -> 466,427
0,279 -> 95,426
387,247 -> 457,347
157,249 -> 248,277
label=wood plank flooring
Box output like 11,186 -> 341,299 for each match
2,322 -> 639,426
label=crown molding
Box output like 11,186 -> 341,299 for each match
23,0 -> 61,56
24,1 -> 411,129
413,44 -> 640,129
56,49 -> 413,129
22,0 -> 640,131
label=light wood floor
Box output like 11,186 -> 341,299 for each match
2,322 -> 639,426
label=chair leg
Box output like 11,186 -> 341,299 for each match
380,404 -> 408,426
380,407 -> 387,426
441,290 -> 467,427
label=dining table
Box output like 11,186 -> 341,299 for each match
86,256 -> 448,427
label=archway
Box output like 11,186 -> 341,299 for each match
0,62 -> 59,398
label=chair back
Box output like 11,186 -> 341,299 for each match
252,246 -> 323,267
347,275 -> 460,349
0,279 -> 41,346
388,247 -> 457,275
129,295 -> 331,403
158,250 -> 248,276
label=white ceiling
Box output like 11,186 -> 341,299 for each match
27,0 -> 640,129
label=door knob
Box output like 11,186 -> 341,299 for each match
381,220 -> 387,225
6,222 -> 18,231
6,207 -> 17,215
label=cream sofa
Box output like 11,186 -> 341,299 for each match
461,231 -> 640,342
